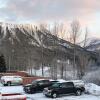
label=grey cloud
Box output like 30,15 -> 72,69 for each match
0,0 -> 100,22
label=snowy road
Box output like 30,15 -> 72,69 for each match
0,86 -> 100,100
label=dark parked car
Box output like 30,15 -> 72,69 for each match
43,81 -> 85,98
24,79 -> 58,94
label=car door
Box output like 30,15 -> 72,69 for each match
38,80 -> 50,90
11,76 -> 15,84
43,80 -> 51,87
65,82 -> 75,94
36,81 -> 44,91
58,83 -> 67,95
14,76 -> 19,84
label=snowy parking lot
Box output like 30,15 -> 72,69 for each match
26,93 -> 100,100
0,85 -> 100,100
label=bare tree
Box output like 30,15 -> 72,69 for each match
78,52 -> 89,79
59,23 -> 67,79
51,22 -> 68,79
75,27 -> 88,79
51,22 -> 60,79
39,23 -> 52,77
83,27 -> 88,48
39,23 -> 48,33
38,24 -> 47,77
52,22 -> 59,37
70,19 -> 81,78
78,27 -> 89,78
59,23 -> 66,39
70,19 -> 81,44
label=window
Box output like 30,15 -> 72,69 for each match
60,83 -> 67,88
43,80 -> 50,84
66,82 -> 74,88
38,81 -> 44,85
32,80 -> 37,85
52,83 -> 60,88
59,82 -> 74,88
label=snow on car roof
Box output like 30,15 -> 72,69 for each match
68,80 -> 84,83
56,79 -> 84,83
49,79 -> 55,81
1,76 -> 22,78
57,79 -> 67,83
35,79 -> 49,81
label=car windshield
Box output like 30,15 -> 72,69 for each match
52,83 -> 60,88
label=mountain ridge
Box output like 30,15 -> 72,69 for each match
0,22 -> 98,72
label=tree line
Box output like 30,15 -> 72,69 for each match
0,19 -> 92,80
37,19 -> 90,79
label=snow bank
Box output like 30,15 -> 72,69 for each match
0,86 -> 24,94
83,70 -> 100,85
85,83 -> 100,96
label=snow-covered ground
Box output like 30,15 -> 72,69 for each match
27,67 -> 77,79
0,86 -> 24,94
0,84 -> 100,100
85,83 -> 100,96
26,93 -> 100,100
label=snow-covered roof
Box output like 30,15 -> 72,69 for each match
57,79 -> 84,84
69,80 -> 84,83
35,79 -> 49,81
1,76 -> 22,78
57,79 -> 66,83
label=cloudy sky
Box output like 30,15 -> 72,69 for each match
0,0 -> 100,38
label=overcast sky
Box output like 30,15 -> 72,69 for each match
0,0 -> 100,38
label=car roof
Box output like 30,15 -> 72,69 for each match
57,79 -> 66,83
1,76 -> 22,78
69,80 -> 84,83
57,79 -> 84,83
35,79 -> 49,81
57,81 -> 73,84
51,80 -> 58,82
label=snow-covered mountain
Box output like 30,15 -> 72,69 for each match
0,22 -> 97,71
0,23 -> 75,50
85,38 -> 100,52
0,23 -> 74,70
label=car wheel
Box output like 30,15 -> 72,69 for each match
7,82 -> 11,86
76,90 -> 82,96
52,93 -> 57,98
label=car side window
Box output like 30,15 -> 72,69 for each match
60,83 -> 67,88
43,80 -> 50,85
51,81 -> 58,84
38,81 -> 44,85
66,82 -> 74,88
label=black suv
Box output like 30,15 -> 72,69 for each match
24,79 -> 58,94
43,81 -> 85,98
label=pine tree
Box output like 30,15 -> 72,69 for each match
0,54 -> 6,72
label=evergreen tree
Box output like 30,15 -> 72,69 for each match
0,54 -> 6,72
